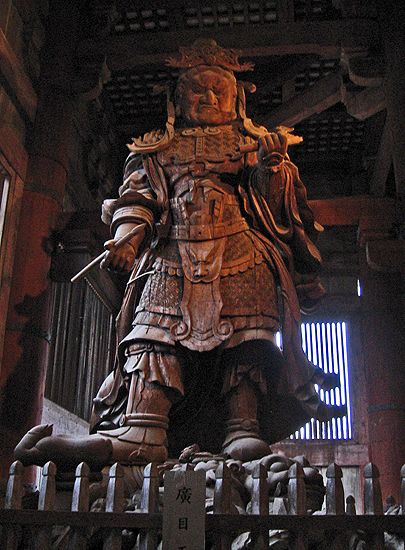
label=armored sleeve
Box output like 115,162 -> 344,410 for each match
101,153 -> 160,238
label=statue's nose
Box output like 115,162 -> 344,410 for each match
200,89 -> 217,105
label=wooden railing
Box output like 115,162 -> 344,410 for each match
0,460 -> 404,549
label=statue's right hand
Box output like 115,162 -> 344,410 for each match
100,240 -> 136,272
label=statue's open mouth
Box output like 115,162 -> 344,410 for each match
199,105 -> 218,111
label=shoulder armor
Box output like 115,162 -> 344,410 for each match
127,122 -> 175,154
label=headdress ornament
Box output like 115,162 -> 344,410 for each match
166,38 -> 254,72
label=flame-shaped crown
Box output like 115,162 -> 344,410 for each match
166,38 -> 254,72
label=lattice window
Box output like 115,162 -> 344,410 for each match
291,321 -> 352,440
293,109 -> 365,156
105,69 -> 179,121
294,0 -> 342,21
113,7 -> 170,34
256,86 -> 283,110
295,59 -> 340,92
183,2 -> 278,28
112,2 -> 279,34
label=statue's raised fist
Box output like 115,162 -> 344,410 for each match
258,132 -> 288,173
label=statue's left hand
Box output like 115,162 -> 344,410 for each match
257,132 -> 288,173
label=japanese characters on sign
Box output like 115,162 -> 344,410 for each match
162,466 -> 206,550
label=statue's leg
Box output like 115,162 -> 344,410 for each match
97,376 -> 173,464
14,377 -> 172,469
221,344 -> 271,461
14,343 -> 182,469
97,342 -> 183,464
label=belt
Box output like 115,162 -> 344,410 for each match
169,219 -> 249,241
169,192 -> 241,209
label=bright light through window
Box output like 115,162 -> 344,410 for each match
0,169 -> 10,250
290,321 -> 352,440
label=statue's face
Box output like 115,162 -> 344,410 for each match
176,66 -> 237,125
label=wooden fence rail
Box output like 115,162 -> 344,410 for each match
0,460 -> 404,549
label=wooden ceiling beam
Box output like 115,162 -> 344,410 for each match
262,72 -> 344,128
254,55 -> 319,96
0,29 -> 37,123
369,121 -> 392,197
347,55 -> 384,87
261,70 -> 386,129
78,19 -> 379,71
343,86 -> 386,121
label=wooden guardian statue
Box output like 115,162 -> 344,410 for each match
15,39 -> 344,471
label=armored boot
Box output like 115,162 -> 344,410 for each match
14,376 -> 172,471
98,375 -> 171,464
222,378 -> 271,461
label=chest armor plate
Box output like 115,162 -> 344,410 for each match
156,125 -> 257,351
157,124 -> 243,165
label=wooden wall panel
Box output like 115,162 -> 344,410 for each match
0,155 -> 24,374
45,279 -> 116,421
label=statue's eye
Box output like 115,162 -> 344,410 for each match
213,80 -> 228,94
191,83 -> 204,94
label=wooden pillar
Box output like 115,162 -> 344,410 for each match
377,0 -> 405,204
0,0 -> 82,478
364,0 -> 405,501
358,219 -> 405,501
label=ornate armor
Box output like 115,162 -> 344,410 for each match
98,114 -> 336,453
120,123 -> 279,353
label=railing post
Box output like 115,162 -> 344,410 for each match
273,482 -> 289,515
213,462 -> 231,514
250,463 -> 269,547
139,463 -> 160,550
2,461 -> 24,550
103,463 -> 124,550
364,463 -> 383,515
38,461 -> 57,511
251,463 -> 268,514
288,463 -> 306,515
364,463 -> 384,550
68,462 -> 90,550
400,464 -> 405,515
36,461 -> 57,550
4,461 -> 24,510
326,463 -> 346,549
326,463 -> 345,514
213,462 -> 232,550
288,463 -> 307,550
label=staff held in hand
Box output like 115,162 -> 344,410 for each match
70,223 -> 146,283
